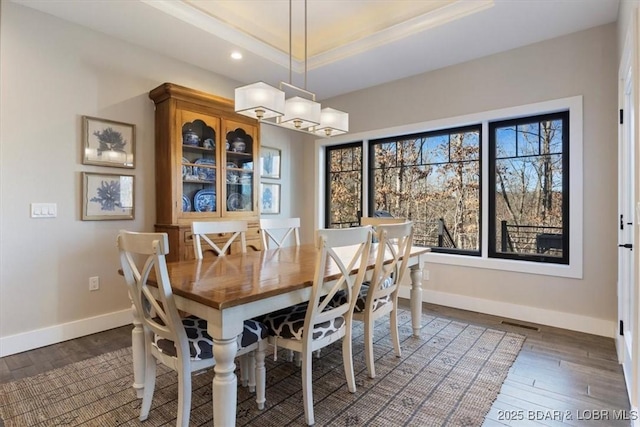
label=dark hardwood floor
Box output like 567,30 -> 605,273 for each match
0,324 -> 131,383
0,302 -> 631,426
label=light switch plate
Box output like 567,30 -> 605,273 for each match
31,203 -> 57,218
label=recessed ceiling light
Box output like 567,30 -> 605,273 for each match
231,51 -> 243,60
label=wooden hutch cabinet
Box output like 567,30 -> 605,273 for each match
149,83 -> 261,261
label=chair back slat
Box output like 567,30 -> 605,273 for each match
367,222 -> 414,307
260,217 -> 301,249
360,217 -> 406,227
303,226 -> 372,343
192,220 -> 248,259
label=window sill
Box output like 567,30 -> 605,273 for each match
424,251 -> 582,279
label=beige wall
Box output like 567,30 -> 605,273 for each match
0,1 -> 620,353
312,24 -> 619,334
0,2 -> 306,352
618,0 -> 638,60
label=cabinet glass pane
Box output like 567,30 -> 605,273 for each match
181,119 -> 218,213
225,126 -> 254,212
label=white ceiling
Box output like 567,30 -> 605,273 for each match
13,0 -> 620,100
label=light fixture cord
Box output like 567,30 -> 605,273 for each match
287,0 -> 309,90
304,0 -> 308,90
289,0 -> 292,85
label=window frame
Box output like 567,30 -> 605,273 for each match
315,96 -> 583,279
324,141 -> 364,229
488,111 -> 570,265
367,125 -> 483,256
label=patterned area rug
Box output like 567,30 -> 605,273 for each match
0,310 -> 524,426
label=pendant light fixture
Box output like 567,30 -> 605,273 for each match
234,0 -> 348,137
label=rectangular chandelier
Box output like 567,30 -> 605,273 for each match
233,0 -> 348,138
235,82 -> 348,137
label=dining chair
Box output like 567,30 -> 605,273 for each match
192,220 -> 263,387
191,220 -> 247,259
260,217 -> 302,363
259,217 -> 301,249
117,230 -> 267,427
260,226 -> 373,426
338,221 -> 414,379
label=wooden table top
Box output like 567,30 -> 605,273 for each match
163,244 -> 430,310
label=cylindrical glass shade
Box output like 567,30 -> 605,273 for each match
235,82 -> 285,120
314,108 -> 349,136
278,96 -> 321,130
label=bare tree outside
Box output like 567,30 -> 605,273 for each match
326,144 -> 362,228
324,112 -> 568,264
369,127 -> 481,252
492,113 -> 567,261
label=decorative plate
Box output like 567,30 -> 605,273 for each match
182,194 -> 191,212
194,189 -> 216,212
194,158 -> 216,182
227,193 -> 250,211
182,157 -> 192,179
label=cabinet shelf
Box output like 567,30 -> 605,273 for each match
183,145 -> 215,153
184,179 -> 215,184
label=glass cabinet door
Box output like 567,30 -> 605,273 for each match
223,121 -> 256,213
179,112 -> 220,217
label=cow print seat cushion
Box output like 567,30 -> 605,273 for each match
330,277 -> 394,313
154,315 -> 267,361
260,303 -> 344,341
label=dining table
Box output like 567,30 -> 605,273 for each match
128,242 -> 430,426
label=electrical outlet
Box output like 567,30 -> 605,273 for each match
89,276 -> 100,291
424,270 -> 430,281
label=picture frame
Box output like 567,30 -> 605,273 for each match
261,182 -> 281,215
82,115 -> 135,168
82,172 -> 135,220
260,146 -> 281,179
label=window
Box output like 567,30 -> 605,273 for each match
320,97 -> 582,278
368,126 -> 481,254
325,143 -> 362,228
489,112 -> 569,264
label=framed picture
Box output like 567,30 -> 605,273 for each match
82,172 -> 135,220
261,182 -> 281,214
260,146 -> 281,179
82,116 -> 135,168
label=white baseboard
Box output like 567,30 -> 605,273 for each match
0,309 -> 132,357
0,290 -> 617,357
399,286 -> 616,338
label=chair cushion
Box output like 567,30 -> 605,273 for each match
241,319 -> 269,348
155,315 -> 268,361
330,277 -> 394,313
261,303 -> 344,341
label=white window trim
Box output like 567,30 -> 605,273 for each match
315,96 -> 583,279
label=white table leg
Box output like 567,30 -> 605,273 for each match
255,340 -> 266,410
409,262 -> 424,337
212,337 -> 238,426
130,302 -> 145,398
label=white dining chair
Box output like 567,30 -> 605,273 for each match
191,220 -> 258,385
260,226 -> 373,426
260,217 -> 303,363
191,220 -> 247,259
259,217 -> 301,249
341,221 -> 414,378
117,230 -> 267,427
